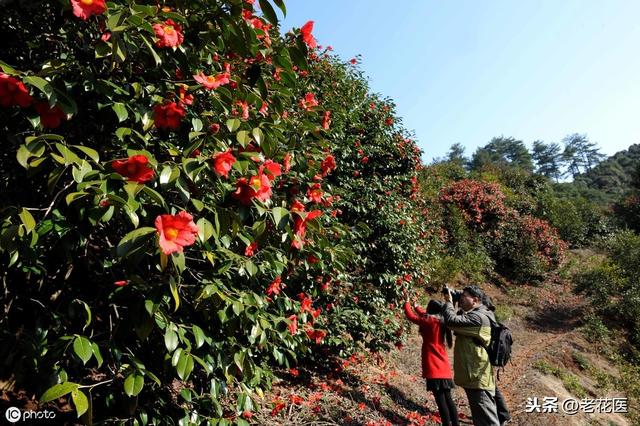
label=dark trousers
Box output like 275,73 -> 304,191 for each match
495,387 -> 511,424
432,388 -> 460,426
463,388 -> 500,426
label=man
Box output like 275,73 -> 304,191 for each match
443,285 -> 500,426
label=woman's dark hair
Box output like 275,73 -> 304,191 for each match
426,300 -> 444,315
426,300 -> 453,348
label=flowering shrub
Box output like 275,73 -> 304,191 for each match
439,179 -> 508,231
0,0 -> 431,423
300,53 -> 433,354
434,176 -> 566,283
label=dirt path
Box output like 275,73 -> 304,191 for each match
256,275 -> 631,425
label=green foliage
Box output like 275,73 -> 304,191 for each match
470,136 -> 534,172
574,143 -> 640,197
575,230 -> 640,348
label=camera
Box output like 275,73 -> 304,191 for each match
442,285 -> 462,304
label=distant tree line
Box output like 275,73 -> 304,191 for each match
443,134 -> 607,181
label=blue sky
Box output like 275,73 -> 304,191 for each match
278,0 -> 640,163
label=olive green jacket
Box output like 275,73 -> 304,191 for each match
443,302 -> 495,390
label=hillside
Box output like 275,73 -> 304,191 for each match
573,144 -> 640,198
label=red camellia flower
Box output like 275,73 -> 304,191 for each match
233,172 -> 272,205
260,160 -> 282,181
153,19 -> 184,48
0,73 -> 32,108
292,208 -> 322,249
283,152 -> 292,173
153,101 -> 185,130
299,92 -> 318,111
321,110 -> 331,130
114,280 -> 129,287
212,150 -> 236,178
177,85 -> 193,106
155,211 -> 199,255
209,122 -> 221,134
321,154 -> 336,176
193,65 -> 230,90
306,328 -> 327,344
385,117 -> 393,126
236,100 -> 249,120
300,20 -> 317,49
266,276 -> 282,296
71,0 -> 107,20
34,102 -> 66,128
287,314 -> 298,334
111,154 -> 155,183
245,241 -> 258,257
307,183 -> 323,203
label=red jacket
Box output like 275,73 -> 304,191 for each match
404,302 -> 453,379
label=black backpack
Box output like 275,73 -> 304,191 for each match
474,314 -> 513,368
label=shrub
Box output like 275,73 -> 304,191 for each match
575,230 -> 640,348
437,178 -> 567,284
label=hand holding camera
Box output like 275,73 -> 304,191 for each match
442,285 -> 462,304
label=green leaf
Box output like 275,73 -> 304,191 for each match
259,0 -> 279,26
92,343 -> 103,368
73,336 -> 93,365
112,103 -> 129,122
95,41 -> 112,58
164,328 -> 178,352
19,208 -> 36,233
116,227 -> 156,257
159,165 -> 174,185
288,45 -> 308,71
71,389 -> 89,417
169,277 -> 180,311
0,60 -> 18,75
141,35 -> 162,67
191,117 -> 203,132
244,260 -> 258,276
40,382 -> 78,403
172,348 -> 183,367
251,127 -> 264,145
115,127 -> 132,140
236,130 -> 251,147
272,0 -> 286,16
192,325 -> 205,349
233,351 -> 245,372
24,76 -> 56,102
80,301 -> 92,332
124,374 -> 144,397
72,145 -> 100,163
272,207 -> 289,227
226,118 -> 240,132
176,352 -> 194,380
141,186 -> 166,207
54,143 -> 83,165
197,218 -> 214,243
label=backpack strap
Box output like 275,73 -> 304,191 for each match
472,310 -> 495,349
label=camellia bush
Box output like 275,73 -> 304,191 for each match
298,53 -> 432,355
0,0 -> 428,424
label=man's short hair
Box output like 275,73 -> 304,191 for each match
462,285 -> 484,300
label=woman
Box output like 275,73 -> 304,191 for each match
404,298 -> 460,426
